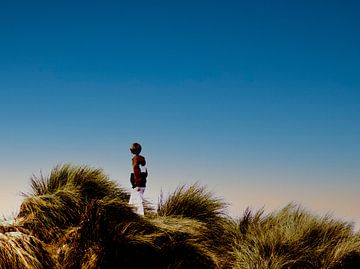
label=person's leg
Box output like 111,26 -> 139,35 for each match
129,187 -> 146,215
129,189 -> 135,205
137,187 -> 146,216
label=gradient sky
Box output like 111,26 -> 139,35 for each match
1,1 -> 359,228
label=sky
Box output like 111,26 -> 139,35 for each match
0,1 -> 359,228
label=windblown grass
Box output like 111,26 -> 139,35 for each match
0,226 -> 56,269
57,198 -> 220,268
1,164 -> 360,268
157,184 -> 237,268
231,204 -> 360,269
17,164 -> 130,243
17,189 -> 83,242
157,184 -> 226,222
27,164 -> 129,201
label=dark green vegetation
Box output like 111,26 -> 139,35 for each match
1,164 -> 360,268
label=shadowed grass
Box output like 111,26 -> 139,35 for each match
57,198 -> 220,269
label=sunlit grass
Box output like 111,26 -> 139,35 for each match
0,226 -> 56,269
231,204 -> 360,268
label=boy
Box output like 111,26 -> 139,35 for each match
129,143 -> 147,215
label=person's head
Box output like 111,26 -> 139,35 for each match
130,143 -> 142,155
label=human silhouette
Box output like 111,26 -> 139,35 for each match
128,142 -> 147,215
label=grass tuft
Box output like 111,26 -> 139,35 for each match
27,164 -> 129,201
57,197 -> 220,268
157,184 -> 227,223
1,164 -> 360,268
231,204 -> 360,269
0,227 -> 56,269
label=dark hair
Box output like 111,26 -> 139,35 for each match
130,143 -> 142,155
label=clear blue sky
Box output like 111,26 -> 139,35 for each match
1,1 -> 359,226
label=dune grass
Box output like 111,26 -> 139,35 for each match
157,184 -> 238,268
17,189 -> 83,242
17,164 -> 130,243
231,204 -> 360,269
0,226 -> 56,269
57,197 -> 220,268
27,164 -> 129,201
0,164 -> 359,268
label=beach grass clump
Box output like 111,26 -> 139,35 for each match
0,227 -> 56,269
17,164 -> 130,243
157,184 -> 226,223
27,164 -> 129,202
231,204 -> 360,269
56,197 -> 220,269
17,189 -> 83,242
157,184 -> 236,267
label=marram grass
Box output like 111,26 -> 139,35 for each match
27,164 -> 129,201
0,227 -> 56,269
231,204 -> 360,269
57,198 -> 220,268
0,164 -> 359,268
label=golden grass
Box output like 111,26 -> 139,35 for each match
231,204 -> 360,269
0,227 -> 56,269
27,164 -> 129,201
56,197 -> 220,268
0,164 -> 359,268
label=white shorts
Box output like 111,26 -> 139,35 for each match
129,187 -> 146,216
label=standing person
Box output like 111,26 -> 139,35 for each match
129,142 -> 147,216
